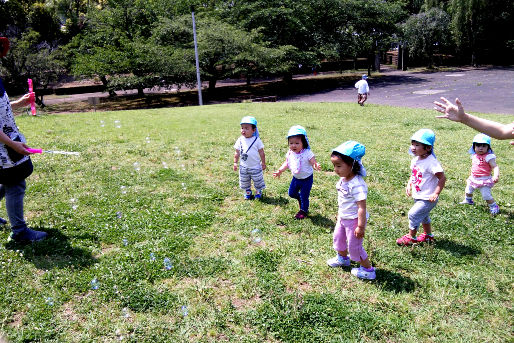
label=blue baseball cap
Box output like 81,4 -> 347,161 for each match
240,116 -> 257,126
411,129 -> 435,146
332,141 -> 365,161
362,74 -> 368,79
469,133 -> 493,154
287,125 -> 309,149
332,141 -> 367,176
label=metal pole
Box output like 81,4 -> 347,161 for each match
191,8 -> 203,106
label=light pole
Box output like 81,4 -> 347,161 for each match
191,6 -> 203,106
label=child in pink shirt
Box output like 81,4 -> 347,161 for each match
460,133 -> 500,214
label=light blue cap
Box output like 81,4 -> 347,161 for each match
411,129 -> 435,146
362,74 -> 368,79
332,140 -> 367,176
240,116 -> 257,126
332,141 -> 365,161
287,125 -> 309,149
469,133 -> 493,154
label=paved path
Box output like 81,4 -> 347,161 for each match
282,66 -> 514,115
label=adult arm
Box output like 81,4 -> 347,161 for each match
10,93 -> 33,111
434,97 -> 514,141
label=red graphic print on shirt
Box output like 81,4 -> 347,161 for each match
412,166 -> 422,192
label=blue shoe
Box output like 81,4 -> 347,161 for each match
255,190 -> 263,200
244,190 -> 254,200
351,266 -> 376,280
11,228 -> 48,242
0,217 -> 7,225
327,255 -> 350,268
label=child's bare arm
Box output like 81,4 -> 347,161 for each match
273,161 -> 288,178
258,148 -> 266,170
489,158 -> 499,183
309,156 -> 321,171
354,200 -> 367,239
233,150 -> 240,171
429,172 -> 446,202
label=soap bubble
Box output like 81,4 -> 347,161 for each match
120,186 -> 127,194
181,305 -> 188,316
122,238 -> 128,246
145,137 -> 151,143
121,307 -> 131,318
163,257 -> 173,270
100,120 -> 105,127
149,253 -> 156,262
251,228 -> 262,244
45,297 -> 54,306
162,162 -> 168,169
133,162 -> 140,172
114,120 -> 121,128
116,211 -> 123,219
90,278 -> 100,290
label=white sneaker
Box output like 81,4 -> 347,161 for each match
326,255 -> 350,267
351,266 -> 376,280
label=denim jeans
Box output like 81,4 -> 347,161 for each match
288,174 -> 313,213
0,180 -> 27,231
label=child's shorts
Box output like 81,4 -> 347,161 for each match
465,176 -> 494,201
333,217 -> 368,262
239,165 -> 265,191
408,199 -> 438,230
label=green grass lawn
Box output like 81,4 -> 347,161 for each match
1,102 -> 512,342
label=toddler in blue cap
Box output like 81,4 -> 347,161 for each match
326,141 -> 375,280
273,125 -> 321,219
460,133 -> 500,214
233,116 -> 266,200
354,74 -> 369,106
397,129 -> 446,246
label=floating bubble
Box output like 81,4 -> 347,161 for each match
181,305 -> 188,316
162,162 -> 168,169
145,137 -> 151,143
163,257 -> 173,270
251,228 -> 262,244
116,211 -> 123,219
120,186 -> 127,194
181,164 -> 185,170
114,120 -> 121,128
45,297 -> 54,306
121,307 -> 131,318
149,253 -> 156,262
90,278 -> 100,290
181,183 -> 186,190
100,120 -> 105,127
122,238 -> 128,246
133,162 -> 141,172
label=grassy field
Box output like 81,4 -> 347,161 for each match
0,102 -> 512,342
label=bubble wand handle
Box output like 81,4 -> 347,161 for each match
27,148 -> 79,156
27,79 -> 36,116
26,148 -> 42,154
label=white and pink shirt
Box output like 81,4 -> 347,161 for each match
410,155 -> 444,200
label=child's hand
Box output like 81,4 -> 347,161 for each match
273,170 -> 282,178
233,162 -> 238,171
313,162 -> 321,171
429,193 -> 439,202
493,175 -> 499,183
261,162 -> 266,171
354,226 -> 365,239
405,184 -> 412,197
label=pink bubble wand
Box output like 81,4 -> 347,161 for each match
27,148 -> 80,156
27,78 -> 36,116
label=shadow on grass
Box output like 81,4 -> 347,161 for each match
309,214 -> 335,229
433,238 -> 482,257
374,269 -> 418,293
261,195 -> 289,207
4,226 -> 96,270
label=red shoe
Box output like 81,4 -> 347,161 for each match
417,233 -> 435,244
295,210 -> 307,220
396,234 -> 417,246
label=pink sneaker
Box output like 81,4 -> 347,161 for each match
417,233 -> 435,244
396,234 -> 417,246
295,210 -> 307,220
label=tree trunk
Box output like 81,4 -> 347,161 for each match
137,87 -> 144,96
208,78 -> 217,91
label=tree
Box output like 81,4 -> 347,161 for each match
403,7 -> 450,67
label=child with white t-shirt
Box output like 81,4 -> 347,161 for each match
233,116 -> 266,200
273,125 -> 321,219
397,129 -> 446,246
460,133 -> 500,214
326,141 -> 375,280
354,74 -> 369,106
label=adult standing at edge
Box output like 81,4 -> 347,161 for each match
0,37 -> 47,242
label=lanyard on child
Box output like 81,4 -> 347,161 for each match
240,136 -> 258,154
